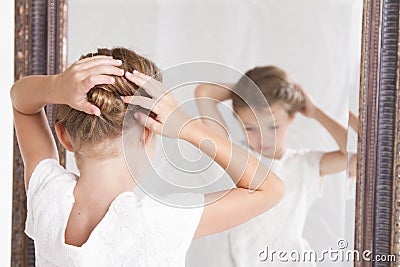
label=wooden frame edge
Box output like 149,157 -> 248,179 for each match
12,0 -> 67,265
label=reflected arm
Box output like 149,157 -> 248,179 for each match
348,110 -> 359,178
349,110 -> 359,133
194,83 -> 234,138
314,108 -> 348,154
313,107 -> 349,176
296,83 -> 349,176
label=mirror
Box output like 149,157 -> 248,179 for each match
12,0 -> 400,265
64,1 -> 362,266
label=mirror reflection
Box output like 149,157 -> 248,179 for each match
65,0 -> 363,266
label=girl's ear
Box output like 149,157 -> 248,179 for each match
55,123 -> 74,152
141,127 -> 154,148
288,112 -> 296,122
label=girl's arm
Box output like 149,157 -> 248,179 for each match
194,83 -> 234,138
348,110 -> 359,177
349,110 -> 359,133
10,56 -> 124,191
123,71 -> 285,239
296,84 -> 348,176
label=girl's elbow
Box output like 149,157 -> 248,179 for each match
194,84 -> 207,97
257,177 -> 285,213
10,84 -> 16,103
262,175 -> 285,205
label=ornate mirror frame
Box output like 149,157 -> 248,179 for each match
355,0 -> 400,266
11,0 -> 400,266
12,0 -> 66,265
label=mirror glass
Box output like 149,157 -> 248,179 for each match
66,0 -> 363,266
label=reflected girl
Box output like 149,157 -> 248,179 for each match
195,65 -> 351,266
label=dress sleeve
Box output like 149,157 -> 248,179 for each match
147,192 -> 205,256
302,150 -> 327,200
24,158 -> 71,239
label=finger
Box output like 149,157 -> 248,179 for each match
83,74 -> 116,89
77,57 -> 123,70
83,65 -> 125,77
134,112 -> 162,134
125,71 -> 163,98
294,83 -> 305,93
122,96 -> 160,113
76,55 -> 113,65
80,102 -> 101,116
131,70 -> 159,83
132,70 -> 165,91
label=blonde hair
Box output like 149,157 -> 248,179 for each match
232,66 -> 305,115
55,47 -> 161,159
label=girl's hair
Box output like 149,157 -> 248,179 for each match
55,47 -> 161,158
232,66 -> 305,115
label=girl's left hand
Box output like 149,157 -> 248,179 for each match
122,70 -> 194,140
52,55 -> 125,115
295,83 -> 317,118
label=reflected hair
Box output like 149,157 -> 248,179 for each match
232,66 -> 305,115
55,47 -> 161,159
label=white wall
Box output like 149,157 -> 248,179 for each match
0,0 -> 15,266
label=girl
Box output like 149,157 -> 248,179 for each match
11,47 -> 285,266
194,65 -> 350,266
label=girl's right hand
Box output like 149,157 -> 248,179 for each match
52,55 -> 124,115
295,83 -> 317,118
122,70 -> 195,139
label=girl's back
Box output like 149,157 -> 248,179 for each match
26,159 -> 204,266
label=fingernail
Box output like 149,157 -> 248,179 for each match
133,70 -> 139,74
94,109 -> 101,116
134,113 -> 138,119
116,59 -> 122,64
125,71 -> 132,76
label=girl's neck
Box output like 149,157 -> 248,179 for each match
75,156 -> 136,198
260,146 -> 287,160
274,147 -> 287,160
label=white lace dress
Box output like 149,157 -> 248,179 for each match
25,159 -> 204,267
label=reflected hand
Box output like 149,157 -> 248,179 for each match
295,83 -> 317,118
53,55 -> 124,115
122,70 -> 194,139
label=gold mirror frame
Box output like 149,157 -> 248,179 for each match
11,0 -> 400,266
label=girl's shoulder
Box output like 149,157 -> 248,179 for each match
25,159 -> 77,241
27,158 -> 77,195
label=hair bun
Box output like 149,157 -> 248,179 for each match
87,87 -> 124,114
